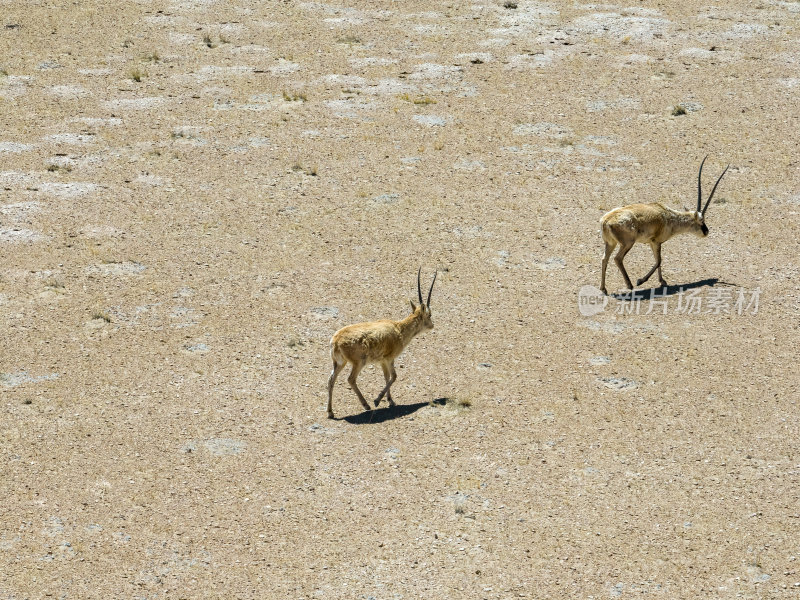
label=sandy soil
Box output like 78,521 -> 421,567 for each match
1,0 -> 799,598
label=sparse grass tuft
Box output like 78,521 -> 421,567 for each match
170,129 -> 198,140
92,311 -> 112,323
337,35 -> 361,45
44,278 -> 65,290
444,397 -> 472,409
0,68 -> 8,77
47,164 -> 72,173
291,162 -> 317,176
398,93 -> 437,105
130,67 -> 146,82
504,1 -> 518,8
287,338 -> 305,348
282,91 -> 307,102
203,34 -> 216,48
671,104 -> 687,116
142,51 -> 160,62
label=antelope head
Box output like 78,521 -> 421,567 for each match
409,267 -> 437,331
693,155 -> 730,237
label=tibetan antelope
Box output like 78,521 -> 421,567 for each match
600,156 -> 729,295
326,268 -> 437,419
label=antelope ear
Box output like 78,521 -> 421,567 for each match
410,300 -> 417,312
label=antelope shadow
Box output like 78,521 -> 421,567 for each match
340,397 -> 447,425
611,277 -> 739,300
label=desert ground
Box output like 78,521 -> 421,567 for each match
1,0 -> 799,598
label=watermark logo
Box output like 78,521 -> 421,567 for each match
578,286 -> 761,316
578,285 -> 609,316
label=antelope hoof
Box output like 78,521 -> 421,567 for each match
327,411 -> 334,419
600,287 -> 608,296
636,277 -> 646,286
659,280 -> 668,288
374,398 -> 381,408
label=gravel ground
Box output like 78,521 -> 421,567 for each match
1,1 -> 799,598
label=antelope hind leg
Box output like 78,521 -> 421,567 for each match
347,361 -> 372,412
327,359 -> 346,419
614,242 -> 636,290
600,239 -> 616,295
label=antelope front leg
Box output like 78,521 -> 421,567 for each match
375,362 -> 397,408
636,243 -> 663,287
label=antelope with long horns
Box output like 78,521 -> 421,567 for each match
326,268 -> 437,419
600,156 -> 729,295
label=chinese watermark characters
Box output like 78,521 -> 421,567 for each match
578,285 -> 761,317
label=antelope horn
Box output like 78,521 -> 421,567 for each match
702,165 -> 730,215
417,266 -> 423,306
697,155 -> 708,213
426,271 -> 437,308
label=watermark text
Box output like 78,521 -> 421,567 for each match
578,285 -> 761,316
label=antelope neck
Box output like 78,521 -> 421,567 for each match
398,311 -> 426,343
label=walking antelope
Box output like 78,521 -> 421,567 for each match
600,157 -> 729,295
326,269 -> 437,419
